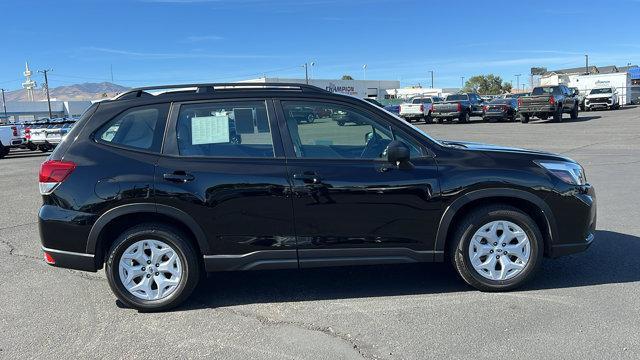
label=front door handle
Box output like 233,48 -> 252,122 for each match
163,171 -> 195,183
293,172 -> 322,184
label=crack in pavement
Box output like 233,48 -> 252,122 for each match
0,238 -> 104,282
222,307 -> 380,360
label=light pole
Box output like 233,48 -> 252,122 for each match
0,89 -> 7,122
363,64 -> 368,80
461,76 -> 465,88
303,61 -> 316,84
38,69 -> 53,119
429,70 -> 434,88
585,54 -> 589,75
515,74 -> 521,92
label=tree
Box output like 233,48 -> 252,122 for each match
462,74 -> 512,94
341,75 -> 354,80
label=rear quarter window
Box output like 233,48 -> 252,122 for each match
94,104 -> 170,153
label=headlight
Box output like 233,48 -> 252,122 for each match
536,160 -> 587,185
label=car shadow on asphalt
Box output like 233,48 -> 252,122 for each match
529,115 -> 602,124
176,230 -> 639,311
6,151 -> 49,160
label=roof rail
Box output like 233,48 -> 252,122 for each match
113,82 -> 327,100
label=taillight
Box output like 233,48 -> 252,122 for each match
11,126 -> 18,137
39,160 -> 76,195
549,96 -> 555,105
419,104 -> 424,112
502,105 -> 509,111
457,103 -> 462,112
482,105 -> 488,112
518,98 -> 522,107
25,127 -> 31,140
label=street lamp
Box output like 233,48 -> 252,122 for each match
461,76 -> 465,88
515,74 -> 521,92
362,64 -> 368,80
429,70 -> 434,88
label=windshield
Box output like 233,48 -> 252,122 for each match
446,94 -> 468,101
590,88 -> 613,94
412,98 -> 432,104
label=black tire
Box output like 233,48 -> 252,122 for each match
459,111 -> 470,123
436,117 -> 444,124
0,145 -> 8,159
520,114 -> 530,123
552,106 -> 562,122
105,223 -> 200,312
38,144 -> 50,152
27,142 -> 38,151
306,114 -> 315,123
337,121 -> 345,126
570,103 -> 579,119
450,205 -> 543,292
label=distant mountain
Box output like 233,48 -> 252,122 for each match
4,82 -> 130,101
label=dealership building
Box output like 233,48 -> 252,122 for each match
0,100 -> 93,123
242,77 -> 400,99
539,65 -> 640,104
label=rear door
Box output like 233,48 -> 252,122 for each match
276,98 -> 441,268
157,98 -> 296,271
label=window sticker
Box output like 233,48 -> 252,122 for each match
191,115 -> 230,145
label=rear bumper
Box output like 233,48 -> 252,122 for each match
519,105 -> 555,114
400,113 -> 424,119
432,111 -> 461,118
41,246 -> 98,272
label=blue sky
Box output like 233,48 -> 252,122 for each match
1,0 -> 639,90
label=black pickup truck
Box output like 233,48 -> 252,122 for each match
518,85 -> 579,123
431,93 -> 484,123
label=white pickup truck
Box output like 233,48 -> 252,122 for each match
0,124 -> 27,159
399,96 -> 442,123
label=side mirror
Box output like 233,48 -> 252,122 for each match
386,140 -> 411,168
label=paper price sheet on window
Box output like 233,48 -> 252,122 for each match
191,115 -> 230,145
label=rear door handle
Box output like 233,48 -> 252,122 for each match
163,171 -> 195,183
293,172 -> 322,184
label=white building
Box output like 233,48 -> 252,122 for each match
241,77 -> 400,99
539,65 -> 637,104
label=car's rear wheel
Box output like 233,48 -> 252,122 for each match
0,144 -> 8,159
520,114 -> 529,123
459,111 -> 470,123
105,223 -> 200,311
570,103 -> 579,119
552,107 -> 562,122
450,205 -> 543,291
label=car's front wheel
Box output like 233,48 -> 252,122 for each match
450,205 -> 543,291
105,223 -> 200,311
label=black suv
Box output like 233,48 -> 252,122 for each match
38,83 -> 596,311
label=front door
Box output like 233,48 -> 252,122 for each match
277,99 -> 441,268
156,98 -> 297,271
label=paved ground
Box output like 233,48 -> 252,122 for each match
1,107 -> 639,359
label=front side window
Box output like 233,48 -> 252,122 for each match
176,101 -> 274,158
282,101 -> 422,160
95,104 -> 169,152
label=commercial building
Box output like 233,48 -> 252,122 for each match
539,65 -> 639,104
0,100 -> 92,123
241,77 -> 400,99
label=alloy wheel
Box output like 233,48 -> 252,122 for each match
119,239 -> 183,300
468,220 -> 531,281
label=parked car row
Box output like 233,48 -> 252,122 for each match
0,118 -> 77,159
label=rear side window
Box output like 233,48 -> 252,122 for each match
176,101 -> 274,158
95,104 -> 169,152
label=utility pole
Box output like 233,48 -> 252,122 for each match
110,64 -> 114,82
363,64 -> 368,81
461,76 -> 465,88
515,74 -> 521,92
429,70 -> 434,88
585,54 -> 589,75
1,89 -> 7,121
39,69 -> 53,119
304,63 -> 309,84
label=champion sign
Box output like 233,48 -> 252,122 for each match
325,82 -> 358,96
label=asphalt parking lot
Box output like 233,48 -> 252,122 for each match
1,107 -> 639,359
